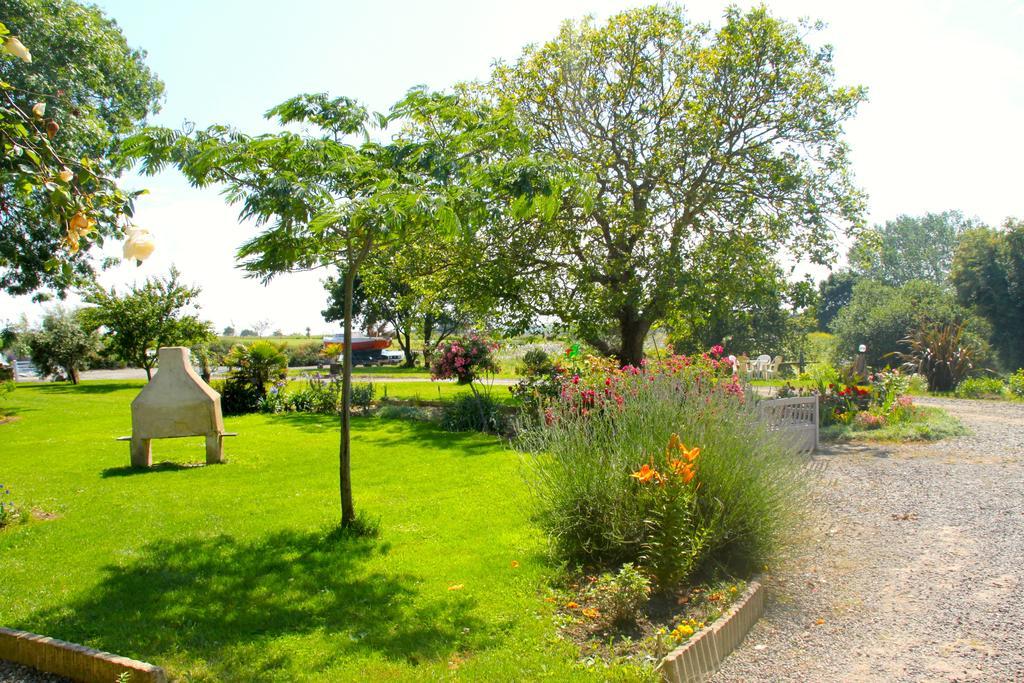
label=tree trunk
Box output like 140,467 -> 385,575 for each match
421,312 -> 435,368
339,265 -> 356,527
616,312 -> 651,367
67,365 -> 80,385
400,327 -> 415,367
144,363 -> 153,381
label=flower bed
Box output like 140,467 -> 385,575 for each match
517,348 -> 805,669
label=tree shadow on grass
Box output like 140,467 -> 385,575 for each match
24,527 -> 487,679
26,381 -> 141,395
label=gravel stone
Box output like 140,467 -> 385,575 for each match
714,397 -> 1024,682
0,660 -> 69,683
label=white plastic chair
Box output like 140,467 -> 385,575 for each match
753,354 -> 771,379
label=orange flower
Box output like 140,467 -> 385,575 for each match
510,560 -> 520,569
678,465 -> 695,484
681,445 -> 700,463
582,608 -> 600,619
631,463 -> 661,484
566,601 -> 579,609
448,584 -> 464,591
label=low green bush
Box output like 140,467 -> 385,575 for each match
351,382 -> 375,415
376,404 -> 430,421
954,377 -> 1006,399
441,393 -> 506,433
518,352 -> 805,590
586,563 -> 651,626
1009,369 -> 1024,399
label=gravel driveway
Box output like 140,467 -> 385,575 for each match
715,397 -> 1024,682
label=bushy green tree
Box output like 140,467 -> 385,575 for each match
847,211 -> 978,287
951,219 -> 1024,370
81,267 -> 213,380
26,306 -> 97,383
816,270 -> 860,331
473,5 -> 864,364
830,279 -> 990,369
0,1 -> 163,297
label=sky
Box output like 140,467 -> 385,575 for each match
2,0 -> 1023,334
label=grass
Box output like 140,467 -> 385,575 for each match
820,406 -> 968,442
283,375 -> 518,406
0,381 -> 650,682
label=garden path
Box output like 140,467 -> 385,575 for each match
714,397 -> 1024,682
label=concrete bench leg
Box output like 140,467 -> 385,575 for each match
130,438 -> 152,468
205,434 -> 223,464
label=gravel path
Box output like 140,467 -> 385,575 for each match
715,397 -> 1024,682
0,661 -> 68,683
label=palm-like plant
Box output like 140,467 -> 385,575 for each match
891,321 -> 978,392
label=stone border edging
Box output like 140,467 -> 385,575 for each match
657,579 -> 765,682
0,627 -> 166,683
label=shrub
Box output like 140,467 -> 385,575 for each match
587,563 -> 651,626
892,321 -> 983,392
830,279 -> 991,369
286,342 -> 324,367
431,334 -> 500,385
954,377 -> 1006,399
510,348 -> 564,417
518,353 -> 805,589
351,382 -> 375,415
1010,369 -> 1024,399
442,394 -> 506,433
221,341 -> 289,413
215,379 -> 264,416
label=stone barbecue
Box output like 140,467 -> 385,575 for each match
127,346 -> 227,467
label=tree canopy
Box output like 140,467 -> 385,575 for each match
0,0 -> 163,297
847,211 -> 978,287
951,218 -> 1024,370
26,305 -> 97,383
81,267 -> 213,380
459,5 -> 864,364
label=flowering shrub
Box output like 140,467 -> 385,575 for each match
431,334 -> 500,386
518,349 -> 805,589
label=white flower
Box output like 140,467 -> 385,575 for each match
3,37 -> 31,63
31,102 -> 45,118
123,228 -> 156,262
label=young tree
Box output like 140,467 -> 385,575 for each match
26,306 -> 97,383
124,93 -> 470,528
222,325 -> 236,336
80,267 -> 213,380
0,2 -> 163,297
467,6 -> 864,365
847,211 -> 979,287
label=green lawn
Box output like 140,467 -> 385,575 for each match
0,382 -> 647,682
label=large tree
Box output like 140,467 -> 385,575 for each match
951,219 -> 1024,370
816,269 -> 860,331
847,211 -> 979,287
469,5 -> 864,365
81,267 -> 213,380
0,0 -> 162,297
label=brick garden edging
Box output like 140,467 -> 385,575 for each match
0,627 -> 166,683
657,579 -> 765,682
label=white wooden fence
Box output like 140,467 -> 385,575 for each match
757,396 -> 818,455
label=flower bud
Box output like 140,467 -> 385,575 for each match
31,102 -> 45,118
